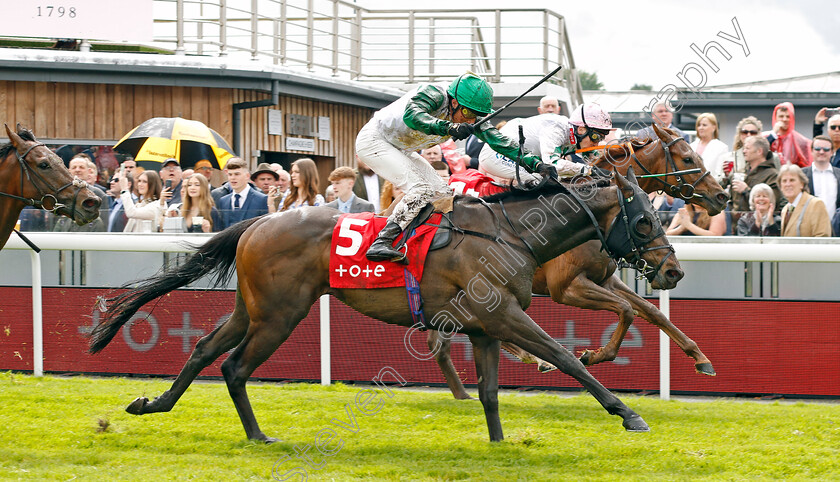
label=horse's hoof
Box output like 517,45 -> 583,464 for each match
623,415 -> 650,432
453,393 -> 475,400
125,397 -> 148,415
252,434 -> 281,444
579,350 -> 593,366
695,362 -> 716,376
537,362 -> 557,373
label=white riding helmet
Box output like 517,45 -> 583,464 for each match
570,103 -> 615,130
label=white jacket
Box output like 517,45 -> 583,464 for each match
121,191 -> 165,233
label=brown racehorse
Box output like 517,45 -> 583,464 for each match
90,171 -> 681,442
430,125 -> 729,399
0,125 -> 100,249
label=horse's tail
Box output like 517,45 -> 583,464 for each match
88,216 -> 263,354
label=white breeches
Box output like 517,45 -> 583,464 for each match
478,146 -> 540,184
356,122 -> 452,229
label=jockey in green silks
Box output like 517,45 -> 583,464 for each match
356,71 -> 556,263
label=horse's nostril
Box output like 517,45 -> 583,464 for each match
716,192 -> 730,203
83,197 -> 100,209
666,269 -> 684,281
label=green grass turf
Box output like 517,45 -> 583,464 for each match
1,373 -> 838,481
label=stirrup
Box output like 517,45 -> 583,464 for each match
366,243 -> 408,264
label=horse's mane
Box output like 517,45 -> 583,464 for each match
605,135 -> 656,156
475,177 -> 612,204
0,128 -> 36,159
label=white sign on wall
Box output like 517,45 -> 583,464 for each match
267,109 -> 283,136
286,137 -> 316,152
318,116 -> 331,141
1,0 -> 153,42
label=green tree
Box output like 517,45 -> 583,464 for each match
630,83 -> 653,91
579,70 -> 604,91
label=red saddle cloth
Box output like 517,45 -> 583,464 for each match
448,170 -> 509,197
329,212 -> 442,289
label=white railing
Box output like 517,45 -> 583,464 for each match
148,0 -> 582,101
6,232 -> 840,398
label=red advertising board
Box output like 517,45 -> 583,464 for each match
1,287 -> 838,397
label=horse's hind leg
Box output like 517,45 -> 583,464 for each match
221,302 -> 314,443
606,276 -> 714,376
490,306 -> 648,432
427,330 -> 473,400
469,334 -> 503,441
499,341 -> 555,373
126,288 -> 251,415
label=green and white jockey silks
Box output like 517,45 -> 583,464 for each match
356,82 -> 542,230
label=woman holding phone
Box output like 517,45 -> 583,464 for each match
118,169 -> 169,232
177,173 -> 221,232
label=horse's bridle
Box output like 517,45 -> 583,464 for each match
623,137 -> 709,201
578,138 -> 709,202
0,142 -> 90,220
564,181 -> 675,282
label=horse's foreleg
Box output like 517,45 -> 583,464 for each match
427,331 -> 473,400
606,276 -> 715,376
554,274 -> 636,367
469,334 -> 503,442
126,288 -> 250,415
489,306 -> 648,432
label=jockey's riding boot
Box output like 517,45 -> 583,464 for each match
366,221 -> 407,263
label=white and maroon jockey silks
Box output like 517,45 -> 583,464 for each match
329,212 -> 441,289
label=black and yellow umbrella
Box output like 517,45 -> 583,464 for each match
114,117 -> 235,170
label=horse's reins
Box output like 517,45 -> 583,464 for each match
430,178 -> 673,282
582,139 -> 709,202
425,197 -> 538,261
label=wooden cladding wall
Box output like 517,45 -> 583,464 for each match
235,90 -> 373,167
0,80 -> 234,143
0,80 -> 375,169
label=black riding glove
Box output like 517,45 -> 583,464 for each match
536,162 -> 558,180
447,122 -> 474,140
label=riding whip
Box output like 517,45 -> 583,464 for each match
636,168 -> 701,178
14,228 -> 41,253
476,65 -> 564,126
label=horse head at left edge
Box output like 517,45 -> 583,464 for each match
0,124 -> 101,248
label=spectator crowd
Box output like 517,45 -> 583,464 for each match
16,98 -> 840,239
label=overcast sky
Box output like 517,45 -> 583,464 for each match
356,0 -> 840,90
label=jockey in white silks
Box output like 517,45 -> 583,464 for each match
478,103 -> 617,186
356,72 -> 556,263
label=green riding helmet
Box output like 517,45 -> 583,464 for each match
447,73 -> 494,116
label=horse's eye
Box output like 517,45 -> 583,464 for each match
635,217 -> 653,237
683,157 -> 695,165
38,161 -> 50,170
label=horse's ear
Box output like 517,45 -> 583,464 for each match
614,170 -> 635,199
652,123 -> 670,143
5,124 -> 23,148
626,166 -> 638,185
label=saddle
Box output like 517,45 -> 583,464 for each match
394,197 -> 454,253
